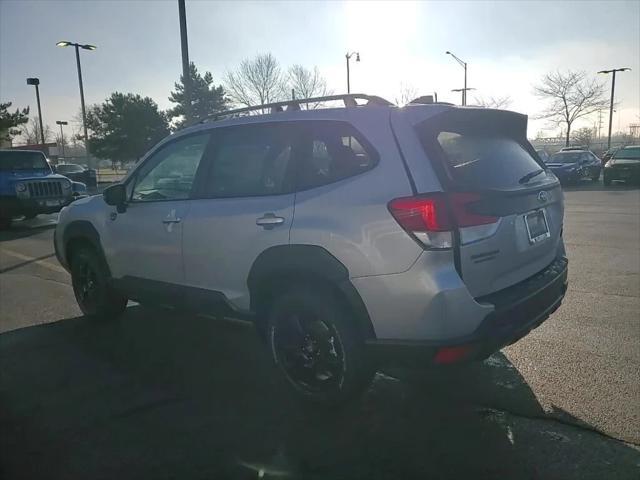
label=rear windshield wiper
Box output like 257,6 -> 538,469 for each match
519,168 -> 545,184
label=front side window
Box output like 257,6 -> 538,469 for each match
296,122 -> 378,190
204,124 -> 294,197
131,133 -> 210,202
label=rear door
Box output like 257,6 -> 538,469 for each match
415,109 -> 564,297
182,122 -> 296,311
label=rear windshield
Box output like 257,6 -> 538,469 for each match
550,152 -> 581,163
434,131 -> 542,189
0,151 -> 49,171
613,147 -> 640,159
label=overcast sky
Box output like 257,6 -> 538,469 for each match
1,0 -> 638,139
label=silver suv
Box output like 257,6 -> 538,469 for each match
54,94 -> 568,405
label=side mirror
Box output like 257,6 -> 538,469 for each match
103,183 -> 127,213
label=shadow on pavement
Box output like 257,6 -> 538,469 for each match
562,181 -> 639,193
1,306 -> 638,479
0,218 -> 56,242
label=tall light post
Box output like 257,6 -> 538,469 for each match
446,51 -> 468,106
26,78 -> 45,145
598,68 -> 630,149
345,51 -> 360,94
178,0 -> 192,124
451,87 -> 475,106
56,40 -> 96,166
56,120 -> 68,159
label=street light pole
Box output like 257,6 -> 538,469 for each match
345,51 -> 360,94
56,41 -> 96,166
598,67 -> 631,150
74,44 -> 89,157
452,87 -> 475,106
445,51 -> 468,106
178,0 -> 192,123
26,78 -> 45,145
56,120 -> 68,159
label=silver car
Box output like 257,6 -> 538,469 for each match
54,94 -> 568,405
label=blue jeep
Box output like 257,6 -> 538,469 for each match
0,149 -> 87,228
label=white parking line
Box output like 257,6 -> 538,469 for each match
0,249 -> 67,274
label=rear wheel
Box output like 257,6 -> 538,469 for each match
267,284 -> 375,407
71,248 -> 128,319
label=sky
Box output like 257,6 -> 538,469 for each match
1,0 -> 639,141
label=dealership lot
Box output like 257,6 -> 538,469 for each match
1,183 -> 638,479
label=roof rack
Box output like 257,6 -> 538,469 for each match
195,93 -> 393,126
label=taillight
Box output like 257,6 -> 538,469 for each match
388,192 -> 498,249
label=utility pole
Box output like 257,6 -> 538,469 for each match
598,67 -> 631,150
56,120 -> 68,159
597,109 -> 603,140
178,0 -> 192,123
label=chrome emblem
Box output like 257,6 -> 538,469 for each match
537,191 -> 549,203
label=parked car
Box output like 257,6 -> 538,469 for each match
604,145 -> 640,185
545,150 -> 602,184
55,94 -> 568,405
55,163 -> 97,188
601,147 -> 620,165
0,149 -> 83,227
559,146 -> 588,152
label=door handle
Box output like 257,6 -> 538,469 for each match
162,218 -> 182,224
256,213 -> 285,229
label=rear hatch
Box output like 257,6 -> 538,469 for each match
412,108 -> 563,297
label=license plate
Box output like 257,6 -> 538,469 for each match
45,199 -> 61,207
525,209 -> 550,244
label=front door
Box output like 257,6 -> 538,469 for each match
182,122 -> 296,311
104,132 -> 212,292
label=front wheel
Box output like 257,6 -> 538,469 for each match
71,248 -> 128,319
267,285 -> 375,407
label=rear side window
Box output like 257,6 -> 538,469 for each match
434,131 -> 542,189
296,122 -> 378,190
204,124 -> 293,197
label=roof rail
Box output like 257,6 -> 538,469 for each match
194,93 -> 393,126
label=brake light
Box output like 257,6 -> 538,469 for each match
388,193 -> 498,249
433,344 -> 475,364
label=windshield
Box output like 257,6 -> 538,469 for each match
433,131 -> 543,188
57,164 -> 84,173
613,147 -> 640,159
0,151 -> 50,171
550,152 -> 581,163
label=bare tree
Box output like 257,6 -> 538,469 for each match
395,83 -> 418,106
571,126 -> 594,146
287,65 -> 330,108
472,95 -> 512,109
225,53 -> 286,109
534,70 -> 608,146
21,117 -> 52,144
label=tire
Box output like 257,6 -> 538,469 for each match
267,284 -> 375,407
604,176 -> 612,186
70,247 -> 128,319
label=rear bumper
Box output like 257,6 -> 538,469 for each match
367,256 -> 568,366
0,195 -> 73,217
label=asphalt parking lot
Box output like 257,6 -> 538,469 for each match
1,182 -> 639,479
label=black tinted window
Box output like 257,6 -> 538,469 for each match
296,122 -> 377,190
0,151 -> 49,171
205,124 -> 293,197
57,164 -> 84,173
435,131 -> 542,188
